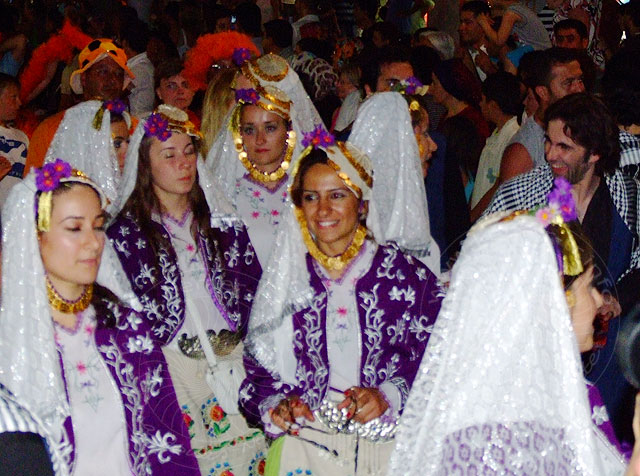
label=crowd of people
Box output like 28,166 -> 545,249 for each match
0,0 -> 639,475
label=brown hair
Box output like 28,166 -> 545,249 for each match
120,134 -> 212,257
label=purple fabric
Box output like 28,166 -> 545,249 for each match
59,291 -> 200,474
240,243 -> 442,426
587,382 -> 632,460
107,213 -> 262,343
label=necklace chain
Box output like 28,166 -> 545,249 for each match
234,130 -> 296,183
295,208 -> 367,271
46,278 -> 93,314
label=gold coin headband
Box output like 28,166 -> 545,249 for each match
35,159 -> 107,232
144,104 -> 203,141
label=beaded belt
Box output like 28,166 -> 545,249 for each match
314,398 -> 397,443
177,329 -> 241,359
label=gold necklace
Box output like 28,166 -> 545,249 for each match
294,208 -> 367,271
234,129 -> 296,183
46,279 -> 93,314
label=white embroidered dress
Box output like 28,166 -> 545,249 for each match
54,308 -> 130,475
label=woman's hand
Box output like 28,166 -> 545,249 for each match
269,395 -> 315,432
337,387 -> 389,424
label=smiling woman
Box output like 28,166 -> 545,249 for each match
240,130 -> 443,476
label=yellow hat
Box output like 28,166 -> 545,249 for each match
70,39 -> 135,95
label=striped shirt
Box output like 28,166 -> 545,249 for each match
0,383 -> 65,475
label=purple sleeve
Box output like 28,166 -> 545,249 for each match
239,351 -> 298,429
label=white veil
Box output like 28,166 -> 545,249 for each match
205,54 -> 323,203
44,100 -> 122,214
0,176 -> 70,444
349,92 -> 440,276
388,215 -> 626,475
43,100 -> 140,309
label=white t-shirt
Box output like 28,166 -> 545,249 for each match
0,125 -> 28,208
471,116 -> 520,208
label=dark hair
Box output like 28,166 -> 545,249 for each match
621,0 -> 640,29
354,0 -> 379,20
120,134 -> 212,257
290,148 -> 362,209
441,115 -> 483,178
553,19 -> 588,39
482,72 -> 523,117
264,19 -> 293,49
0,73 -> 18,96
370,21 -> 400,44
605,88 -> 640,128
36,182 -> 103,232
154,58 -> 184,89
360,45 -> 411,92
433,58 -> 482,106
409,45 -> 440,86
121,18 -> 150,53
544,93 -> 620,176
533,47 -> 583,89
234,2 -> 262,37
205,5 -> 232,32
460,1 -> 491,17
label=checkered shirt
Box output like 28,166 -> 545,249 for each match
486,162 -> 640,279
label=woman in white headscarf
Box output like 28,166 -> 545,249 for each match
108,104 -> 267,476
240,129 -> 442,476
207,53 -> 323,267
389,178 -> 640,475
0,161 -> 199,475
349,91 -> 441,276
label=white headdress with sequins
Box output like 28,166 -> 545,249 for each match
389,215 -> 626,475
349,92 -> 440,276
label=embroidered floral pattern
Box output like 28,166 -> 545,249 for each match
201,397 -> 231,437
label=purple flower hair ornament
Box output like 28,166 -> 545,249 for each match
232,48 -> 252,66
392,76 -> 429,96
35,159 -> 72,192
144,113 -> 172,142
547,176 -> 577,222
301,125 -> 335,149
235,88 -> 260,105
532,176 -> 583,276
103,99 -> 127,115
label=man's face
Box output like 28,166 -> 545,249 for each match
0,84 -> 21,123
547,61 -> 585,104
459,11 -> 484,46
376,61 -> 413,92
80,56 -> 125,100
545,118 -> 597,184
554,28 -> 588,49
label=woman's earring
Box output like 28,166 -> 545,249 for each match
565,289 -> 576,308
